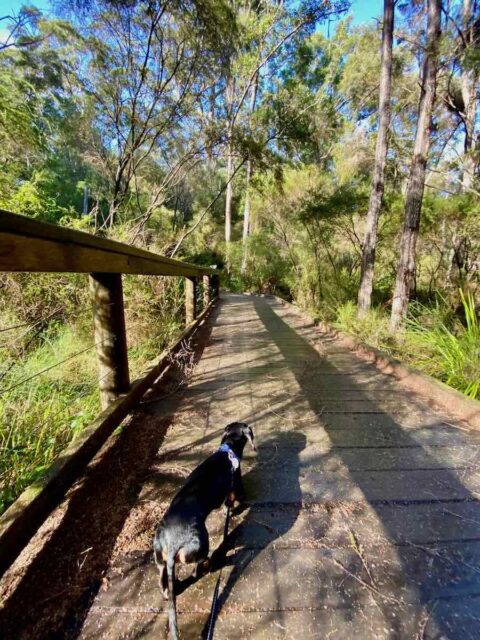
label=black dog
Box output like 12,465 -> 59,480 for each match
153,422 -> 256,639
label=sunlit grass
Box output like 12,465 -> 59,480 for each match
334,291 -> 480,401
405,291 -> 479,399
0,322 -> 99,513
0,275 -> 186,515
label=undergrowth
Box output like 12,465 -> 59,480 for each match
333,290 -> 480,401
405,291 -> 479,399
0,317 -> 99,513
0,272 -> 187,515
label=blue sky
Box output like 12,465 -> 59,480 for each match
319,0 -> 382,37
349,0 -> 383,24
3,0 -> 49,13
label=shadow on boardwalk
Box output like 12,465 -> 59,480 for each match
247,296 -> 480,638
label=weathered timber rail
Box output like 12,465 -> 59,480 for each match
0,210 -> 219,575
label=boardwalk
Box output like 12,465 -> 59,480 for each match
3,293 -> 480,639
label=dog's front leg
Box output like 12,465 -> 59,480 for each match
224,470 -> 243,512
233,469 -> 245,504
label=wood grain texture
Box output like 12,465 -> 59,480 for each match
0,211 -> 213,276
185,276 -> 197,324
203,274 -> 211,307
89,273 -> 130,409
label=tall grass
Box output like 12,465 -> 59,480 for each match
405,291 -> 479,399
0,321 -> 99,513
0,273 -> 187,515
334,291 -> 480,401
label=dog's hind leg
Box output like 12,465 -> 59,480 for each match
154,548 -> 169,599
188,522 -> 209,579
166,553 -> 179,640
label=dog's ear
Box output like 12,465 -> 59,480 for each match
222,422 -> 239,440
242,425 -> 256,451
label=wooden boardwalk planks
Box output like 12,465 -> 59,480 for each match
2,294 -> 480,639
77,294 -> 480,639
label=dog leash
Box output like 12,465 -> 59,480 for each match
205,503 -> 231,640
206,445 -> 238,640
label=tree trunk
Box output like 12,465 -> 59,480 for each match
241,74 -> 259,274
390,0 -> 442,331
208,85 -> 216,169
461,0 -> 478,190
107,162 -> 126,227
240,158 -> 252,273
225,132 -> 234,245
242,160 -> 252,242
224,71 -> 235,274
357,0 -> 394,315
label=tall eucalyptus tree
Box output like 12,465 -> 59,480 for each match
390,0 -> 442,330
357,0 -> 395,315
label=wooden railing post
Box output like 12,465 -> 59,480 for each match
211,273 -> 219,299
185,276 -> 197,324
89,273 -> 130,410
203,274 -> 210,308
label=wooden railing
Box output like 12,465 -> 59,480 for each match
0,209 -> 219,408
0,210 -> 220,573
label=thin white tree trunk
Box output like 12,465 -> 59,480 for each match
390,0 -> 442,331
357,0 -> 394,315
225,131 -> 234,245
224,71 -> 235,274
242,161 -> 252,241
241,74 -> 259,273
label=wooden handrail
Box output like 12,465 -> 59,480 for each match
0,210 -> 220,408
0,210 -> 213,277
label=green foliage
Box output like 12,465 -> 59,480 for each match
0,318 -> 99,513
124,275 -> 185,378
334,292 -> 480,400
6,173 -> 69,222
405,291 -> 480,399
334,300 -> 396,348
0,266 -> 189,515
229,234 -> 291,295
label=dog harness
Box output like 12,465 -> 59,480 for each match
217,443 -> 240,471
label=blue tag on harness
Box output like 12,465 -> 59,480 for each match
218,443 -> 240,471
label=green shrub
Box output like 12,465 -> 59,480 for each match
334,301 -> 397,350
227,235 -> 291,295
0,319 -> 99,513
0,269 -> 187,515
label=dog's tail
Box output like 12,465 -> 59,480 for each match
167,551 -> 180,640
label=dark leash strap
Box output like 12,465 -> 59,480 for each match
205,489 -> 232,639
